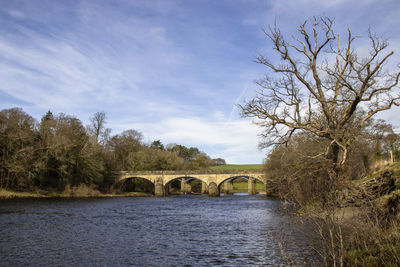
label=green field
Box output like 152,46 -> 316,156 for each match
210,164 -> 263,170
231,181 -> 265,192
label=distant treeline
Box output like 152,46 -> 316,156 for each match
0,108 -> 226,192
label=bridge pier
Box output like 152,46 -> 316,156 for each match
180,178 -> 185,194
180,178 -> 191,194
208,182 -> 219,197
164,183 -> 170,195
155,178 -> 164,197
248,177 -> 256,195
223,181 -> 233,195
201,182 -> 208,194
185,183 -> 191,194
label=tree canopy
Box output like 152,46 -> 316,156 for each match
0,108 -> 224,192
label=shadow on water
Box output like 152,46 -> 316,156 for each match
0,195 -> 321,266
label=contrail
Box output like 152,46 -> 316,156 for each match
227,80 -> 250,122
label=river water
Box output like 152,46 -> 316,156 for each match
0,194 -> 320,266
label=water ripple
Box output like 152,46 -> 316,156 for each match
0,195 -> 320,266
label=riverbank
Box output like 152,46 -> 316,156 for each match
343,163 -> 400,266
0,188 -> 152,199
294,162 -> 400,266
0,185 -> 266,199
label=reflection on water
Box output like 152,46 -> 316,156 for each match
0,195 -> 320,266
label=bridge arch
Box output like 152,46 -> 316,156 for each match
116,176 -> 155,194
164,176 -> 207,195
119,175 -> 155,184
163,176 -> 207,186
217,175 -> 265,188
217,175 -> 265,195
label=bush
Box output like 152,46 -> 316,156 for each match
63,184 -> 101,197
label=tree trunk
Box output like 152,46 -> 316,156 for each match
328,142 -> 342,180
390,149 -> 394,164
330,142 -> 340,165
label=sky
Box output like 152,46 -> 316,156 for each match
0,0 -> 400,164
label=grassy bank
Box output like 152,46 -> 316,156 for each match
0,189 -> 46,199
210,164 -> 263,170
0,187 -> 152,199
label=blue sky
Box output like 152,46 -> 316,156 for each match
1,0 -> 400,163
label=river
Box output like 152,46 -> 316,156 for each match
0,194 -> 320,266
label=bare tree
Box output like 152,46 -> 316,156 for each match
87,111 -> 109,144
240,17 -> 400,170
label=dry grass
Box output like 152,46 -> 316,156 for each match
0,185 -> 152,199
0,188 -> 46,199
370,160 -> 392,173
62,184 -> 102,197
278,161 -> 400,267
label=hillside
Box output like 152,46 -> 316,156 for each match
210,164 -> 263,171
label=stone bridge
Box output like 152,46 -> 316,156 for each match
117,169 -> 266,197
